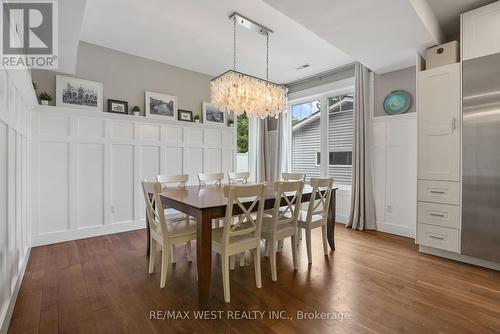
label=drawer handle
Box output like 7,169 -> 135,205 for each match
429,213 -> 446,218
429,190 -> 446,194
429,235 -> 445,241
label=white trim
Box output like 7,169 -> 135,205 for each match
0,248 -> 31,334
419,246 -> 500,271
31,220 -> 145,247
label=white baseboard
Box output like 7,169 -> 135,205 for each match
419,245 -> 500,271
31,220 -> 146,247
0,248 -> 31,334
377,221 -> 415,238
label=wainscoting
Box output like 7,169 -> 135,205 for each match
0,67 -> 37,333
31,106 -> 236,246
372,113 -> 417,238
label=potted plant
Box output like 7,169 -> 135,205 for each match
39,92 -> 52,105
194,114 -> 200,123
227,118 -> 234,127
32,81 -> 38,90
131,105 -> 141,116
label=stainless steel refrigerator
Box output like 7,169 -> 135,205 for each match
462,52 -> 500,263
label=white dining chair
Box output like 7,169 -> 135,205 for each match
297,178 -> 333,264
261,180 -> 304,281
157,174 -> 192,264
228,172 -> 250,184
142,181 -> 197,288
198,172 -> 225,186
212,183 -> 266,302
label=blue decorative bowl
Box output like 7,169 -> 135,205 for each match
383,90 -> 411,114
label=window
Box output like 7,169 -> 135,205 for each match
316,151 -> 352,166
292,100 -> 320,125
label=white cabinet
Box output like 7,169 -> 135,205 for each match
462,1 -> 500,61
417,63 -> 461,181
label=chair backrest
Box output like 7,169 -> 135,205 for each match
269,180 -> 304,232
141,181 -> 169,239
228,172 -> 250,184
282,172 -> 306,182
157,174 -> 189,187
305,178 -> 334,222
221,183 -> 266,246
198,172 -> 224,186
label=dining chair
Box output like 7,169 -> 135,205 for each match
261,180 -> 304,281
228,172 -> 250,184
142,181 -> 197,288
297,178 -> 333,264
282,172 -> 306,182
212,183 -> 266,302
198,172 -> 225,186
157,174 -> 192,264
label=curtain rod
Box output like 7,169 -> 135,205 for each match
285,62 -> 357,87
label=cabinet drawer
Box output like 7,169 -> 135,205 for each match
418,180 -> 460,205
417,202 -> 460,229
417,223 -> 460,253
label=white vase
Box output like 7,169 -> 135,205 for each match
134,112 -> 140,116
41,100 -> 49,105
194,119 -> 200,123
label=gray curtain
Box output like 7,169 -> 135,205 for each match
347,63 -> 376,230
249,117 -> 271,182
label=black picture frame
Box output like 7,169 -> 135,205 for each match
107,99 -> 128,114
178,109 -> 193,122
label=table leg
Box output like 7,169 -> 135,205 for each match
196,212 -> 212,305
146,208 -> 150,256
327,189 -> 337,251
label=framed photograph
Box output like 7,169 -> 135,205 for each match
107,99 -> 128,115
145,91 -> 177,120
202,102 -> 226,126
56,75 -> 103,111
178,109 -> 193,122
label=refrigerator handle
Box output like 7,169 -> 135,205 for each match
451,117 -> 456,131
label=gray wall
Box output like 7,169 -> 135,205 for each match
373,66 -> 416,117
32,41 -> 212,117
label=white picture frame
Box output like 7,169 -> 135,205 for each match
145,91 -> 177,120
202,102 -> 226,126
56,75 -> 103,111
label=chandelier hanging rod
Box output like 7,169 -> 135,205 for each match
229,13 -> 273,36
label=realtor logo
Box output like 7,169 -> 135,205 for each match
1,0 -> 58,69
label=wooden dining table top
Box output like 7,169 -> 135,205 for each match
159,183 -> 335,210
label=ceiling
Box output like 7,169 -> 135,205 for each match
427,0 -> 497,38
79,0 -> 353,84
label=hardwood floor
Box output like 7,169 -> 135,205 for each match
8,224 -> 500,334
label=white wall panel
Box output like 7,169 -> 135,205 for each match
78,118 -> 105,138
204,148 -> 221,172
32,106 -> 236,244
78,144 -> 105,228
111,145 -> 134,223
164,146 -> 183,175
39,142 -> 69,233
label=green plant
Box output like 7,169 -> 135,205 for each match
32,81 -> 38,90
131,105 -> 141,113
237,112 -> 248,153
39,92 -> 52,101
194,114 -> 200,121
227,118 -> 234,126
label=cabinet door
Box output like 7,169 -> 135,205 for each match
462,1 -> 500,61
418,63 -> 460,181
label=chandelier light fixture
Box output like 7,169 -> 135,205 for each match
210,13 -> 288,119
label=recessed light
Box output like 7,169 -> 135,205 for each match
296,64 -> 311,70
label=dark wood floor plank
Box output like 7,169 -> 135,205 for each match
8,224 -> 500,334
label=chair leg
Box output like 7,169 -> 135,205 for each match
239,252 -> 245,267
148,238 -> 156,274
264,240 -> 269,257
270,240 -> 277,281
305,229 -> 312,264
253,247 -> 262,288
171,244 -> 176,264
277,240 -> 284,252
291,235 -> 298,270
160,245 -> 170,288
321,225 -> 329,255
230,255 -> 236,270
186,241 -> 192,262
221,255 -> 231,303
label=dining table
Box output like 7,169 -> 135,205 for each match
147,183 -> 338,304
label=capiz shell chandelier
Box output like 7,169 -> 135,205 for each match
210,13 -> 288,119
